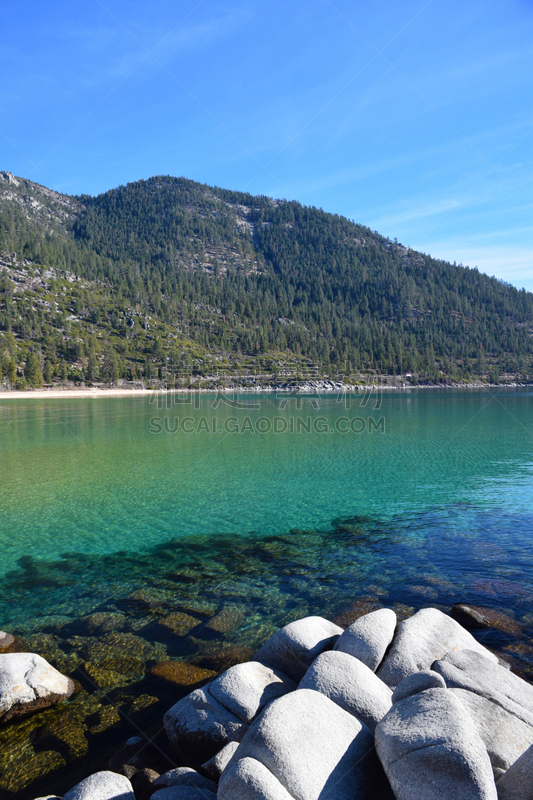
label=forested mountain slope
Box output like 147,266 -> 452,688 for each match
0,171 -> 532,387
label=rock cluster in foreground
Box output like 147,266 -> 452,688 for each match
6,606 -> 533,799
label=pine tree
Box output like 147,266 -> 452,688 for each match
24,352 -> 43,387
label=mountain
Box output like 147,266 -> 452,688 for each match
0,170 -> 532,388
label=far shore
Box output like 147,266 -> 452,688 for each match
0,381 -> 530,400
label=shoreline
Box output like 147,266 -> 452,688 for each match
0,381 -> 531,400
0,387 -> 158,400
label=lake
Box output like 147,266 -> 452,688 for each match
0,387 -> 532,796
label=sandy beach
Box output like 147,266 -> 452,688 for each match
0,387 -> 159,400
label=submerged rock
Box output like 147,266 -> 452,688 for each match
0,631 -> 26,654
191,644 -> 254,672
205,604 -> 245,635
149,660 -> 217,687
62,612 -> 127,638
450,604 -> 522,635
331,598 -> 382,628
142,612 -> 200,641
0,653 -> 75,722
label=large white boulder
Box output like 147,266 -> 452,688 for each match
377,608 -> 498,686
218,757 -> 294,800
375,688 -> 497,800
228,688 -> 392,799
209,660 -> 296,723
496,742 -> 533,799
151,789 -> 216,800
152,766 -> 217,792
254,617 -> 342,682
392,670 -> 447,704
299,650 -> 392,731
62,771 -> 135,800
163,686 -> 248,766
202,741 -> 240,780
450,688 -> 533,776
0,652 -> 75,722
433,649 -> 533,724
334,608 -> 397,671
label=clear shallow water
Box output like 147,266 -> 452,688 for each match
1,388 -> 532,567
0,387 -> 533,797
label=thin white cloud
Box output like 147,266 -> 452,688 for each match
423,243 -> 533,291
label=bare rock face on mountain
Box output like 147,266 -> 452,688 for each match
0,652 -> 75,722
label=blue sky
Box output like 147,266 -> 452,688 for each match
1,0 -> 531,288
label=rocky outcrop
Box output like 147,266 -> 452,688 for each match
496,742 -> 533,799
334,608 -> 397,671
28,605 -> 533,800
0,653 -> 75,722
391,669 -> 446,703
202,741 -> 240,780
376,689 -> 497,799
163,686 -> 248,767
299,649 -> 392,731
254,616 -> 343,682
151,789 -> 217,800
163,658 -> 296,767
222,688 -> 390,799
432,649 -> 533,721
449,687 -> 533,775
152,767 -> 217,793
62,770 -> 135,800
208,661 -> 296,723
218,757 -> 293,800
377,608 -> 498,686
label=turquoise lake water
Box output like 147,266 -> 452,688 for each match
1,387 -> 533,796
1,387 -> 532,633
